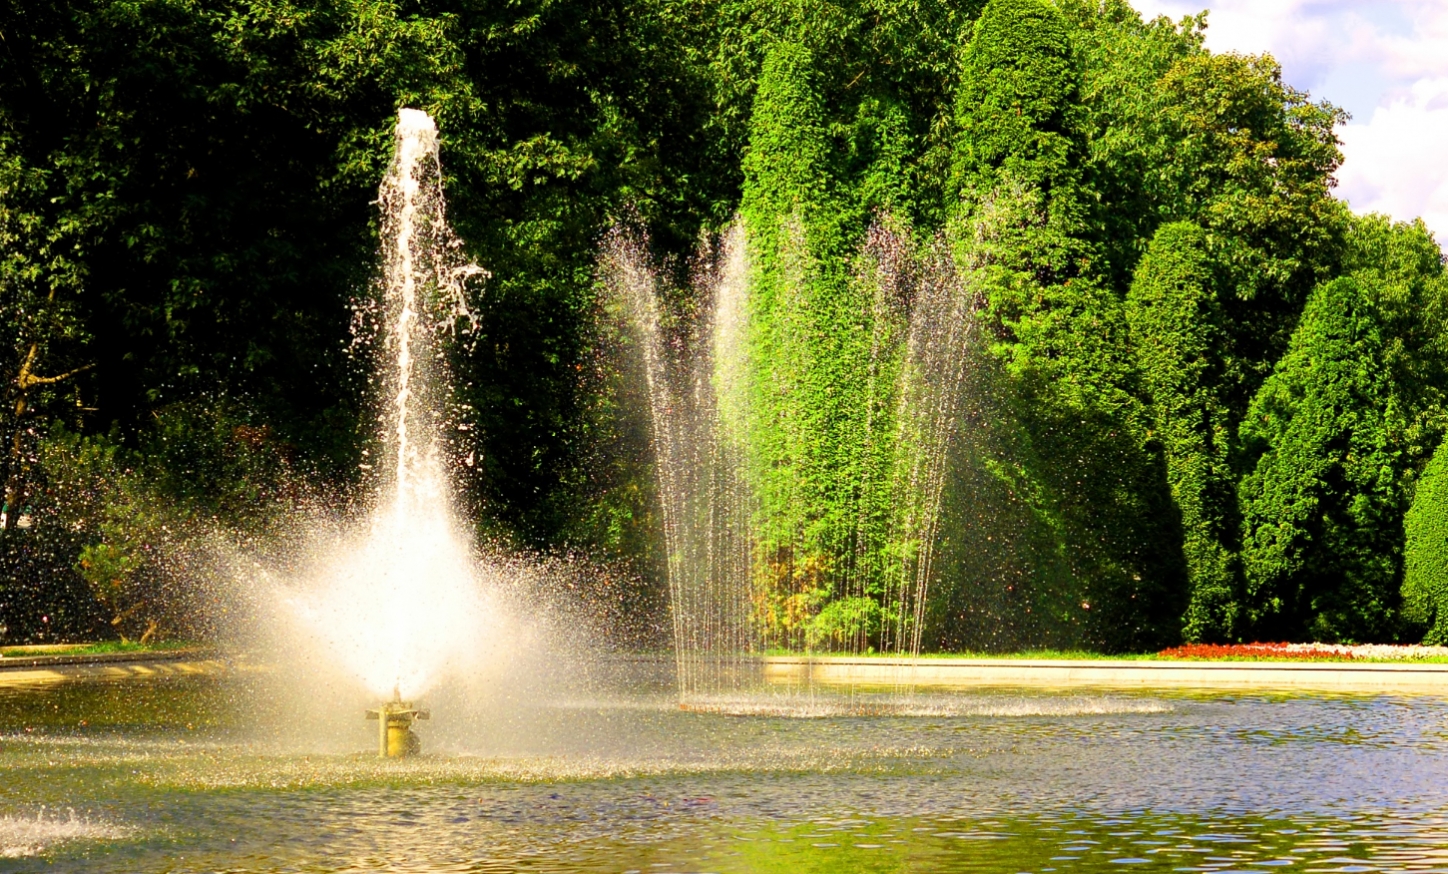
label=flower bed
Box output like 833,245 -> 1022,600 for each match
1159,643 -> 1354,661
1157,642 -> 1448,661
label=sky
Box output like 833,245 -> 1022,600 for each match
1130,0 -> 1448,242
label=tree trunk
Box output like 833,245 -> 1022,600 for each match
3,336 -> 92,528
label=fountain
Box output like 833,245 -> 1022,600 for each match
365,686 -> 430,758
601,223 -> 757,702
252,108 -> 494,755
602,217 -> 982,702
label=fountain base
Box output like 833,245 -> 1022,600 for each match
366,692 -> 430,758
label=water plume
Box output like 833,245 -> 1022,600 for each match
224,107 -> 528,733
218,110 -> 656,756
604,216 -> 982,700
600,222 -> 757,702
871,227 -> 983,657
278,108 -> 488,702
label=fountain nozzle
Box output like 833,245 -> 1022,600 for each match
365,687 -> 430,758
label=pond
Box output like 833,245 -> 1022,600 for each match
2,673 -> 1446,872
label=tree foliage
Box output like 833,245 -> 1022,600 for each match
3,0 -> 1446,648
737,36 -> 914,645
944,0 -> 1184,652
1127,222 -> 1241,641
1237,216 -> 1448,642
1237,277 -> 1400,640
1405,440 -> 1448,643
1234,216 -> 1448,643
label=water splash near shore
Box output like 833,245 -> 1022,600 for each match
0,809 -> 127,858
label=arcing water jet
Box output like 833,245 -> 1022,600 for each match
603,218 -> 980,702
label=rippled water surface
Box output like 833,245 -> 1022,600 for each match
2,674 -> 1447,872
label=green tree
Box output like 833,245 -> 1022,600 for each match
738,38 -> 882,642
1061,0 -> 1203,290
949,0 -> 1092,281
710,0 -> 978,231
945,0 -> 1185,651
1238,277 -> 1398,639
0,137 -> 93,529
1239,214 -> 1448,642
733,7 -> 972,646
1127,222 -> 1240,640
1067,2 -> 1346,334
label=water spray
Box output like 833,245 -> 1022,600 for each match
366,684 -> 430,758
284,107 -> 484,753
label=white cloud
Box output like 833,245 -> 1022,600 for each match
1337,77 -> 1448,237
1129,0 -> 1448,243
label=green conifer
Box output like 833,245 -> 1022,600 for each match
1404,441 -> 1448,643
1238,277 -> 1400,641
1127,222 -> 1240,641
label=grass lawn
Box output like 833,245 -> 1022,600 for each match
0,640 -> 198,658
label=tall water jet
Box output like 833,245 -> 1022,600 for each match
379,108 -> 484,525
277,108 -> 492,750
601,223 -> 757,703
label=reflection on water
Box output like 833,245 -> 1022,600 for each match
682,689 -> 1173,718
1,675 -> 1447,872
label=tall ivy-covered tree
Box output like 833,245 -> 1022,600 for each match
737,37 -> 899,644
733,1 -> 984,646
1127,222 -> 1240,641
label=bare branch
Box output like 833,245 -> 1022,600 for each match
18,362 -> 94,389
